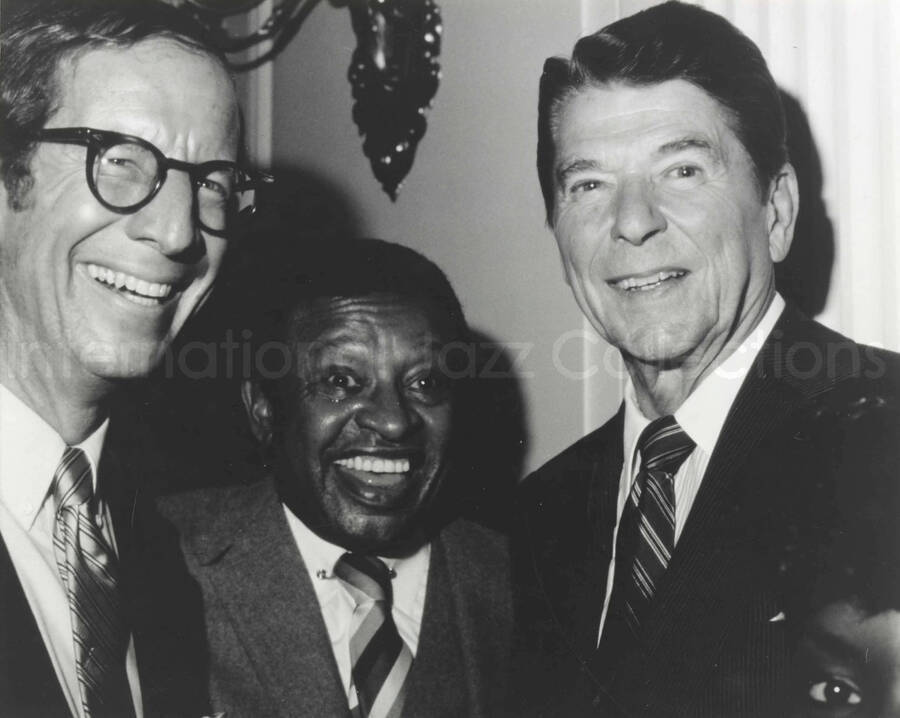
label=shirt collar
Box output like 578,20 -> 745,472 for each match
676,294 -> 784,454
623,294 -> 785,465
0,383 -> 109,529
284,506 -> 430,619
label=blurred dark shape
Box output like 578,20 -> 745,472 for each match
777,392 -> 900,630
776,90 -> 835,317
451,331 -> 527,533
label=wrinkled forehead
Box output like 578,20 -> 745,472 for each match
53,38 -> 240,151
552,79 -> 740,151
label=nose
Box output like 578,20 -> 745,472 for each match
354,384 -> 422,441
610,177 -> 667,245
124,170 -> 199,258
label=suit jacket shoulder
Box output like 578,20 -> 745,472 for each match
160,478 -> 349,718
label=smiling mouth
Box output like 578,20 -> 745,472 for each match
332,454 -> 418,508
85,263 -> 176,307
334,455 -> 412,474
610,270 -> 687,292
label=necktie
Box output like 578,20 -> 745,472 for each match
52,447 -> 134,718
334,553 -> 413,718
599,416 -> 695,656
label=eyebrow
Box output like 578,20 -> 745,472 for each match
655,137 -> 717,158
804,628 -> 867,666
555,136 -> 721,187
555,158 -> 605,187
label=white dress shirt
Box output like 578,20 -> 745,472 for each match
596,294 -> 785,644
0,384 -> 143,718
283,506 -> 430,710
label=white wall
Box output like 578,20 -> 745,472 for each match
240,0 -> 899,476
699,0 -> 900,350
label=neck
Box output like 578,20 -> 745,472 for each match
0,337 -> 113,445
626,290 -> 776,419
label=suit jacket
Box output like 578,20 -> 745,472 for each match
511,306 -> 900,718
0,414 -> 211,718
161,478 -> 513,718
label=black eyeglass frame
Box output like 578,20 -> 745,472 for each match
33,126 -> 272,237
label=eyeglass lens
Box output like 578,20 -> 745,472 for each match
92,140 -> 244,232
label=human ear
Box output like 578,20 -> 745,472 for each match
766,163 -> 799,263
241,379 -> 274,446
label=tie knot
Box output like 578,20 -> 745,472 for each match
334,553 -> 393,604
637,415 -> 695,476
52,447 -> 94,510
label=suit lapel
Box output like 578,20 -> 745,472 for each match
186,484 -> 349,718
437,521 -> 512,718
0,535 -> 70,716
575,407 -> 624,656
403,535 -> 469,717
633,311 -> 807,680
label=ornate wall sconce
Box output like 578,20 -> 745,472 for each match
177,0 -> 442,200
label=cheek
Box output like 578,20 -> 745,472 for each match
423,406 -> 454,456
288,400 -> 355,457
554,213 -> 598,272
203,236 -> 229,276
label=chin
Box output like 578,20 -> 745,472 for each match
616,323 -> 707,366
82,346 -> 168,381
338,515 -> 423,555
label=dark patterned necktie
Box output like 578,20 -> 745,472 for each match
334,553 -> 413,718
52,447 -> 134,718
600,416 -> 696,652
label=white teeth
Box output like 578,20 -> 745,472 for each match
85,263 -> 174,301
334,456 -> 412,474
615,270 -> 685,291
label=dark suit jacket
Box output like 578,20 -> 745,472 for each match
162,478 -> 513,718
511,306 -> 900,718
0,417 -> 211,718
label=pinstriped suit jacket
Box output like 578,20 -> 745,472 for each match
510,305 -> 900,717
161,478 -> 512,718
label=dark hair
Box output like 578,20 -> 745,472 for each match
0,0 -> 228,208
247,236 -> 468,359
536,0 -> 787,222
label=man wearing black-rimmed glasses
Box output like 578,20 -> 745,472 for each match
0,1 -> 266,715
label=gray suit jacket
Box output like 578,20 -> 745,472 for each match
161,479 -> 512,718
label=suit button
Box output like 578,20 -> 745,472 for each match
592,695 -> 602,708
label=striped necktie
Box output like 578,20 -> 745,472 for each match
334,553 -> 413,718
52,447 -> 134,718
600,416 -> 696,653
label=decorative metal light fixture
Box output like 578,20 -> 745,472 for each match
174,0 -> 319,70
177,0 -> 442,200
345,0 -> 442,200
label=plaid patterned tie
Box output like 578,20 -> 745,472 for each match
602,416 -> 696,647
334,553 -> 413,718
52,447 -> 134,718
